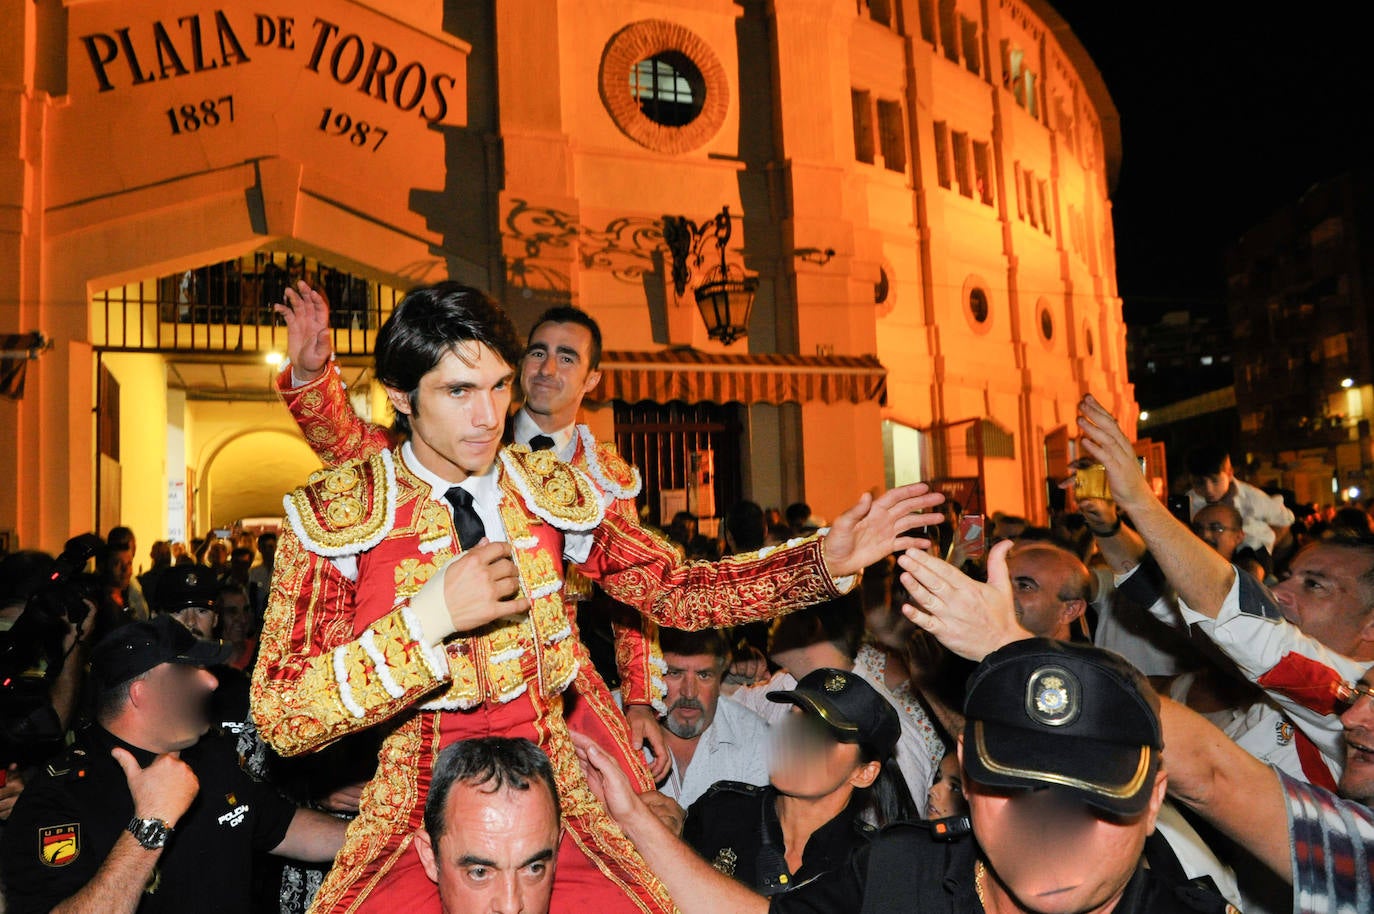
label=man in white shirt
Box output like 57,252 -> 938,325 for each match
655,627 -> 769,808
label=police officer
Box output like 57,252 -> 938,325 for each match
577,639 -> 1233,914
682,668 -> 916,897
0,615 -> 347,914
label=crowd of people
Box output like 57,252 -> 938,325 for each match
0,277 -> 1368,914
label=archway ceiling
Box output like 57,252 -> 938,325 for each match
166,357 -> 373,402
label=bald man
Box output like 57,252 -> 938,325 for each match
1006,542 -> 1092,641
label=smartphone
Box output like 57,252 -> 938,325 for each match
954,513 -> 987,561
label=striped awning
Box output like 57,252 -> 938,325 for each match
589,349 -> 887,406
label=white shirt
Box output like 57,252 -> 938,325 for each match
511,409 -> 578,461
727,668 -> 936,801
1187,477 -> 1294,553
398,441 -> 594,565
658,698 -> 771,810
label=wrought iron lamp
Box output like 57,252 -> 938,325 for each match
663,205 -> 758,346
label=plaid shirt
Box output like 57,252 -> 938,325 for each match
1283,770 -> 1374,914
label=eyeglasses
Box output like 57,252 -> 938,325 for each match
1191,523 -> 1239,536
1335,680 -> 1374,712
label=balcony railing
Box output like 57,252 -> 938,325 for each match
92,252 -> 404,356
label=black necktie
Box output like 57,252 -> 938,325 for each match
444,487 -> 486,551
529,434 -> 555,452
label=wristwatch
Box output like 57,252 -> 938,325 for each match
125,816 -> 172,850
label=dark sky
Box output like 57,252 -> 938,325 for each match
1048,3 -> 1371,325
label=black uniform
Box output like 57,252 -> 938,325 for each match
682,781 -> 877,896
768,820 -> 1234,914
0,725 -> 296,914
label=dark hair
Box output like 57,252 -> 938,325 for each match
768,591 -> 864,660
256,531 -> 278,547
852,748 -> 919,828
1185,446 -> 1230,478
860,555 -> 895,613
528,306 -> 603,369
658,626 -> 731,663
724,500 -> 766,553
374,282 -> 524,436
424,737 -> 560,846
785,503 -> 812,528
106,526 -> 135,551
217,582 -> 249,603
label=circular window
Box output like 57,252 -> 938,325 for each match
969,288 -> 990,324
601,21 -> 729,154
1039,307 -> 1055,342
631,53 -> 705,127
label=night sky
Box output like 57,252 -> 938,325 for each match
1049,2 -> 1371,325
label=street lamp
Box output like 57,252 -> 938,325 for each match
663,205 -> 758,346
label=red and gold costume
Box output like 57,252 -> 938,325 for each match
254,369 -> 852,914
277,366 -> 667,716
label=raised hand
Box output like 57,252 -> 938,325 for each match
441,540 -> 532,631
1076,394 -> 1152,512
273,280 -> 333,382
113,748 -> 199,829
822,483 -> 946,579
898,539 -> 1029,661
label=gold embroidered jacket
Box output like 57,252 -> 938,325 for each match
251,443 -> 850,758
274,363 -> 666,710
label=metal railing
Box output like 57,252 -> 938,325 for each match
92,252 -> 405,355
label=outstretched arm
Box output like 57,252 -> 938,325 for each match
1157,696 -> 1291,882
1075,394 -> 1234,618
573,732 -> 768,914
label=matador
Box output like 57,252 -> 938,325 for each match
250,281 -> 940,914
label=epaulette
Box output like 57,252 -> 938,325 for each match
577,426 -> 642,500
699,780 -> 768,802
500,445 -> 605,532
282,450 -> 397,557
44,747 -> 89,781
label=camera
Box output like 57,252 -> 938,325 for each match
0,534 -> 107,764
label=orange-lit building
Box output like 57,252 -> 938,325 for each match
1,0 -> 1135,555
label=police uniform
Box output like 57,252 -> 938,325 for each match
0,725 -> 296,914
683,782 -> 876,896
767,821 -> 1234,914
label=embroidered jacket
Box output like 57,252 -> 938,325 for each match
251,443 -> 851,757
274,363 -> 666,711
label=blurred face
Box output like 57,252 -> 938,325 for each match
172,604 -> 219,640
961,744 -> 1165,914
415,782 -> 561,914
1007,546 -> 1087,640
206,542 -> 229,568
389,344 -> 515,483
520,322 -> 600,428
1271,544 -> 1374,657
1338,673 -> 1374,803
768,709 -> 877,799
137,663 -> 218,751
926,753 -> 966,819
1190,505 -> 1244,560
661,652 -> 725,740
259,536 -> 277,564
